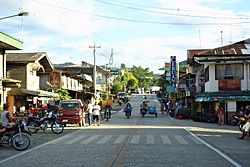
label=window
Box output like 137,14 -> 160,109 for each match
204,66 -> 209,82
215,63 -> 244,80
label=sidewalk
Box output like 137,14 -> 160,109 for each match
174,117 -> 240,133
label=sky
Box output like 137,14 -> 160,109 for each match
1,0 -> 250,74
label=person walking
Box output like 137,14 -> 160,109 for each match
86,100 -> 93,126
92,102 -> 101,126
216,105 -> 224,125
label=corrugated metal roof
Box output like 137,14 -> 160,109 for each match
196,38 -> 250,56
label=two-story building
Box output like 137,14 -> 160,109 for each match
192,38 -> 250,124
0,32 -> 23,109
54,61 -> 107,101
6,52 -> 58,112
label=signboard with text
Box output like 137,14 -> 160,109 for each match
170,56 -> 177,85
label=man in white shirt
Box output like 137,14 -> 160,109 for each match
92,102 -> 101,126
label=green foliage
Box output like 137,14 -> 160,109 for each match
130,66 -> 157,91
55,88 -> 71,100
112,80 -> 123,94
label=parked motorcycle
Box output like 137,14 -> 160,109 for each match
26,110 -> 64,134
0,117 -> 31,151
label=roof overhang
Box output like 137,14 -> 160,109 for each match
8,88 -> 59,97
0,32 -> 23,50
195,91 -> 250,102
1,78 -> 21,88
194,56 -> 250,63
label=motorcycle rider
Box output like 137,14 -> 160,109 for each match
140,100 -> 147,114
238,107 -> 250,139
1,103 -> 12,126
124,102 -> 132,114
104,102 -> 112,118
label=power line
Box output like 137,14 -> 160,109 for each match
93,0 -> 250,20
29,0 -> 250,26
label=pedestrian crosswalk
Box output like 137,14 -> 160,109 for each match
51,134 -> 204,146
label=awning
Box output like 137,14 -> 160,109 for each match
195,91 -> 250,102
82,74 -> 93,85
8,88 -> 59,98
1,78 -> 21,88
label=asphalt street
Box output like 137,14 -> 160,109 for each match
0,94 -> 249,167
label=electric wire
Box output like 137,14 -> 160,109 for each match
29,0 -> 250,25
93,0 -> 250,20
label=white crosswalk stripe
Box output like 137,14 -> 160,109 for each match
130,135 -> 140,144
161,135 -> 172,144
114,135 -> 127,144
81,135 -> 100,144
146,135 -> 155,144
175,135 -> 188,144
65,135 -> 87,144
97,135 -> 113,144
54,134 -> 203,145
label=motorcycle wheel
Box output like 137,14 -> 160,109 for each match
12,133 -> 30,151
51,122 -> 64,134
127,112 -> 130,119
27,121 -> 39,133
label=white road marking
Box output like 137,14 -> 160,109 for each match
188,135 -> 203,144
0,130 -> 79,165
185,128 -> 242,167
114,135 -> 127,144
161,135 -> 172,144
97,135 -> 113,144
175,135 -> 188,144
146,135 -> 155,144
81,135 -> 100,144
65,135 -> 87,144
130,135 -> 140,144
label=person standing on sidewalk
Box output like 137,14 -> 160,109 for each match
86,101 -> 93,126
216,105 -> 224,125
92,102 -> 101,126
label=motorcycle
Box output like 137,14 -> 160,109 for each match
26,110 -> 64,134
0,117 -> 31,151
118,99 -> 123,106
125,106 -> 132,119
104,108 -> 111,121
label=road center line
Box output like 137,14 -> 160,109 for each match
184,128 -> 242,167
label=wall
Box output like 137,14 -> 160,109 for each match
7,64 -> 27,89
205,64 -> 218,92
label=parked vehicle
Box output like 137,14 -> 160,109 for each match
26,109 -> 64,134
0,116 -> 31,151
58,99 -> 85,127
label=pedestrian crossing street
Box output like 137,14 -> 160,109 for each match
51,134 -> 204,145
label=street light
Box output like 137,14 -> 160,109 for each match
0,11 -> 29,20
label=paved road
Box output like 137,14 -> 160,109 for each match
0,94 -> 249,167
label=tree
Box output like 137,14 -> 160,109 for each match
130,66 -> 157,91
55,88 -> 71,100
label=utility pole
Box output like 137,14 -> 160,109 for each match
89,44 -> 101,100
